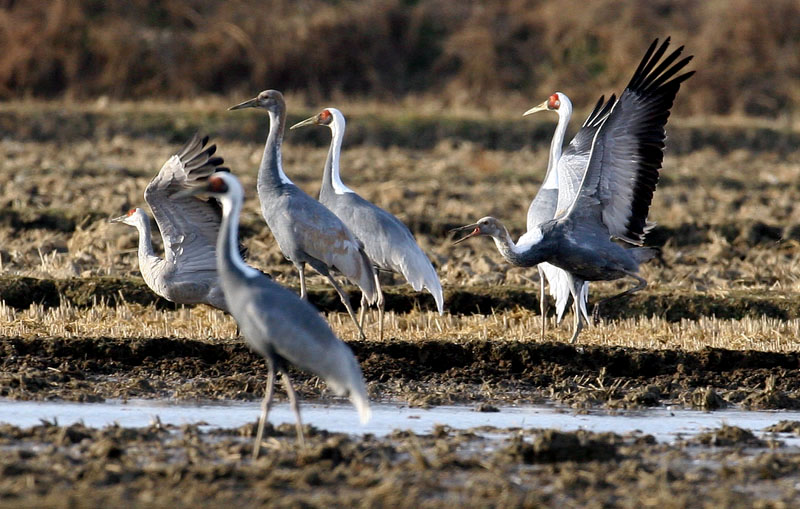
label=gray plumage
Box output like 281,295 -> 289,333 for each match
111,134 -> 229,312
179,171 -> 370,457
229,90 -> 379,339
290,107 -> 444,338
453,37 -> 693,344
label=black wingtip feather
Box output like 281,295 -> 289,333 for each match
613,37 -> 694,244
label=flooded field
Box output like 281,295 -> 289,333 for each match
2,103 -> 800,507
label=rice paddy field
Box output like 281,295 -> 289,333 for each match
2,99 -> 800,507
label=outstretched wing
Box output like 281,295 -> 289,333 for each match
562,38 -> 694,244
553,95 -> 616,219
144,133 -> 230,274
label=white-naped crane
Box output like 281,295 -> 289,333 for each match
522,92 -> 590,340
229,90 -> 379,340
111,133 -> 230,312
452,38 -> 693,344
290,107 -> 444,340
177,171 -> 371,458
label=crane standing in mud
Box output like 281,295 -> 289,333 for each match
452,38 -> 694,343
290,107 -> 445,340
229,90 -> 379,340
177,171 -> 371,459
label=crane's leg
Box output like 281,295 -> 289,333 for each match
592,273 -> 647,325
279,370 -> 306,449
376,276 -> 385,341
538,266 -> 548,340
297,263 -> 308,300
252,365 -> 276,460
567,275 -> 585,344
359,293 -> 368,330
324,273 -> 367,340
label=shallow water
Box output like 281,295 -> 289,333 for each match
3,398 -> 800,444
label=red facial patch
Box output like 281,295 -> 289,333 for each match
208,176 -> 227,193
127,208 -> 137,216
548,93 -> 560,110
319,109 -> 332,123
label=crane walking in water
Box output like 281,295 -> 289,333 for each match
291,107 -> 444,340
452,38 -> 694,344
111,133 -> 230,312
229,90 -> 379,339
178,172 -> 371,458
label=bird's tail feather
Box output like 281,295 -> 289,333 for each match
357,248 -> 381,305
349,386 -> 372,425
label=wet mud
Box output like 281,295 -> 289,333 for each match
2,336 -> 799,412
1,419 -> 799,508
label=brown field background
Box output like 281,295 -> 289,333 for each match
1,0 -> 799,117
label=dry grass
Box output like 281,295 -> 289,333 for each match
2,134 -> 799,293
2,300 -> 799,353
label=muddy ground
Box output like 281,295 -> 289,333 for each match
2,418 -> 800,508
2,335 -> 800,411
2,103 -> 800,506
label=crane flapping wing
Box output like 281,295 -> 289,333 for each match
553,95 -> 616,220
144,133 -> 230,273
561,38 -> 694,244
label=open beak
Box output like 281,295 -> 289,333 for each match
109,215 -> 127,223
450,223 -> 481,245
523,100 -> 549,116
290,115 -> 318,130
228,97 -> 259,111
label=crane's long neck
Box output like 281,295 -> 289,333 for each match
258,108 -> 294,192
541,101 -> 572,190
134,217 -> 156,261
321,113 -> 353,197
490,226 -> 550,268
217,191 -> 260,282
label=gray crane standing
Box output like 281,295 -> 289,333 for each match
452,38 -> 694,344
178,171 -> 371,459
291,107 -> 444,340
229,90 -> 379,339
111,134 -> 229,312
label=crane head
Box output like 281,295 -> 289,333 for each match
110,207 -> 146,226
229,89 -> 285,113
450,217 -> 504,244
290,108 -> 338,130
523,92 -> 564,116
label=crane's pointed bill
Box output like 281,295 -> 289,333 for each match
290,116 -> 317,130
450,223 -> 481,245
523,100 -> 549,116
228,97 -> 259,111
109,214 -> 127,223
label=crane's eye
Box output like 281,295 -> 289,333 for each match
127,208 -> 136,216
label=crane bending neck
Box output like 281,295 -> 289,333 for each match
324,110 -> 354,195
259,108 -> 294,189
491,226 -> 547,267
541,95 -> 572,190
